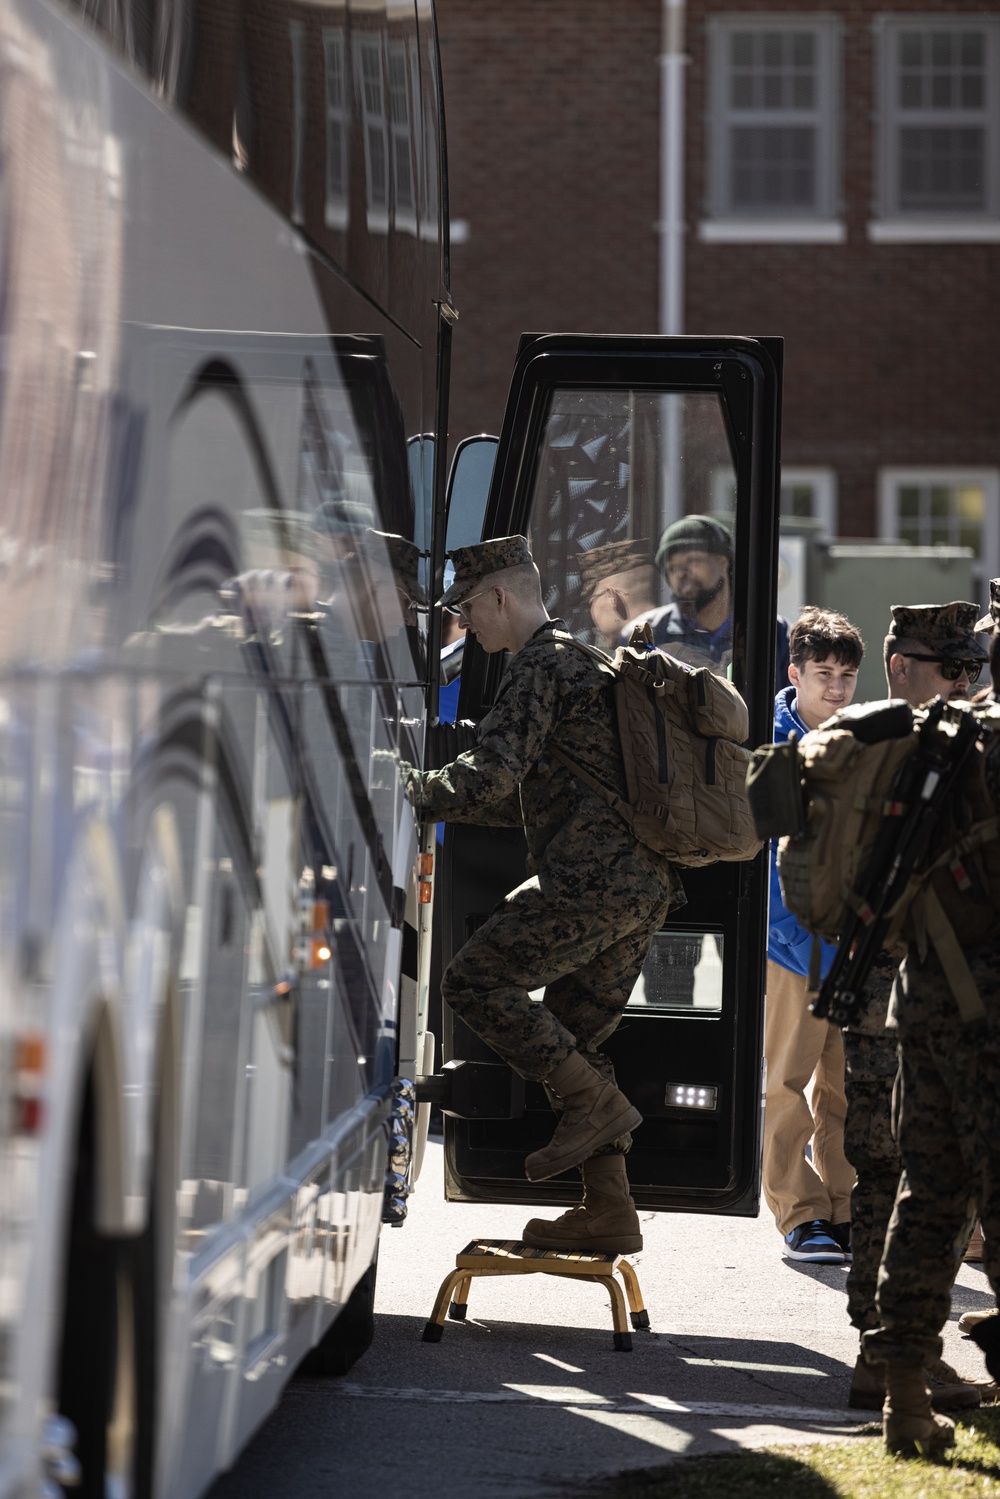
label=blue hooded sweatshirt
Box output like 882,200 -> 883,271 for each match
768,686 -> 838,980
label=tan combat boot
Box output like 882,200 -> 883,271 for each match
882,1361 -> 956,1455
849,1353 -> 978,1411
959,1309 -> 998,1335
928,1356 -> 995,1406
521,1154 -> 643,1253
524,1052 -> 641,1182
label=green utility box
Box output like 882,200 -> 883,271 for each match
777,522 -> 975,704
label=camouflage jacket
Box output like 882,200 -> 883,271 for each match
406,619 -> 685,906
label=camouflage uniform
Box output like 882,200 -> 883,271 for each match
408,616 -> 683,1094
843,602 -> 989,1340
412,536 -> 685,1148
862,934 -> 1000,1367
861,607 -> 998,1369
843,950 -> 901,1332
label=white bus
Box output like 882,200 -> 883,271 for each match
0,0 -> 785,1494
0,0 -> 445,1494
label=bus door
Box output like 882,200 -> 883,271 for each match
436,334 -> 782,1215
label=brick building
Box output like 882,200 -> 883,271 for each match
438,0 -> 1000,581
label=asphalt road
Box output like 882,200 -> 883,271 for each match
208,1138 -> 996,1498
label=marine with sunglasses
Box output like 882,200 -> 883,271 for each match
844,602 -> 996,1443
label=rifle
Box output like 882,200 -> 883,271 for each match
810,700 -> 983,1027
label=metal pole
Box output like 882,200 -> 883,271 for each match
659,0 -> 686,533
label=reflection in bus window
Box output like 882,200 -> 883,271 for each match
526,389 -> 736,670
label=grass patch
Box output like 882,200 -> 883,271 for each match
569,1408 -> 1000,1498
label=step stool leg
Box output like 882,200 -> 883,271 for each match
448,1274 -> 473,1321
604,1273 -> 633,1352
617,1259 -> 650,1331
423,1269 -> 467,1343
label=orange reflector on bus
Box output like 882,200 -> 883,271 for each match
16,1033 -> 45,1074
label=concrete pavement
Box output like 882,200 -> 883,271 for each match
207,1138 -> 996,1498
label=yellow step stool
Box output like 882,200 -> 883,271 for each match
422,1238 -> 649,1352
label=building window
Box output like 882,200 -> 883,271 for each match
354,34 -> 389,232
705,16 -> 841,237
323,29 -> 349,230
873,17 -> 1000,237
780,468 -> 838,537
878,468 -> 1000,594
289,21 -> 306,226
710,466 -> 837,538
387,41 -> 416,233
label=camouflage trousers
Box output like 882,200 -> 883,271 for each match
442,872 -> 671,1153
843,1028 -> 901,1332
863,941 -> 1000,1368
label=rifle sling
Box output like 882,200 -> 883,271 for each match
921,884 -> 987,1024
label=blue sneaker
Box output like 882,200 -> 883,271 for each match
782,1220 -> 847,1263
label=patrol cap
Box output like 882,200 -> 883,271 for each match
654,514 -> 732,571
313,497 -> 376,539
975,579 -> 1000,634
577,538 -> 652,598
887,600 -> 987,660
438,534 -> 533,609
357,528 -> 425,605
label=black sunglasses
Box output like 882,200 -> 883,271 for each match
899,652 -> 983,683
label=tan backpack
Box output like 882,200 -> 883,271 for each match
774,698 -> 1000,1020
549,624 -> 764,867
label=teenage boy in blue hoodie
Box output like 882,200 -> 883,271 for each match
764,607 -> 864,1263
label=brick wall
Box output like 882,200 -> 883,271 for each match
687,0 -> 1000,536
439,0 -> 1000,539
437,0 -> 662,444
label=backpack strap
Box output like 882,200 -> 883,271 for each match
547,741 -> 637,829
921,885 -> 987,1024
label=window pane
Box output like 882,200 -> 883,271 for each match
792,74 -> 814,109
961,74 -> 984,109
900,33 -> 923,69
525,388 -> 735,667
762,32 -> 783,68
897,485 -> 919,518
960,32 -> 984,68
732,126 -> 815,209
930,32 -> 952,69
627,931 -> 724,1012
957,484 -> 985,521
791,32 -> 815,67
900,127 -> 985,211
929,485 -> 950,518
731,31 -> 753,68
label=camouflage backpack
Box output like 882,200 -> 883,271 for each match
771,697 -> 1000,1020
549,623 -> 764,867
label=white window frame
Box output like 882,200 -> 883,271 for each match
780,467 -> 838,537
353,33 -> 390,234
871,15 -> 1000,242
323,28 -> 350,230
703,13 -> 842,242
709,465 -> 837,537
878,466 -> 1000,595
288,21 -> 307,226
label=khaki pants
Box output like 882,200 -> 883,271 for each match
763,958 -> 855,1238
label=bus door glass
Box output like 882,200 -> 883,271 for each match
439,335 -> 782,1215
